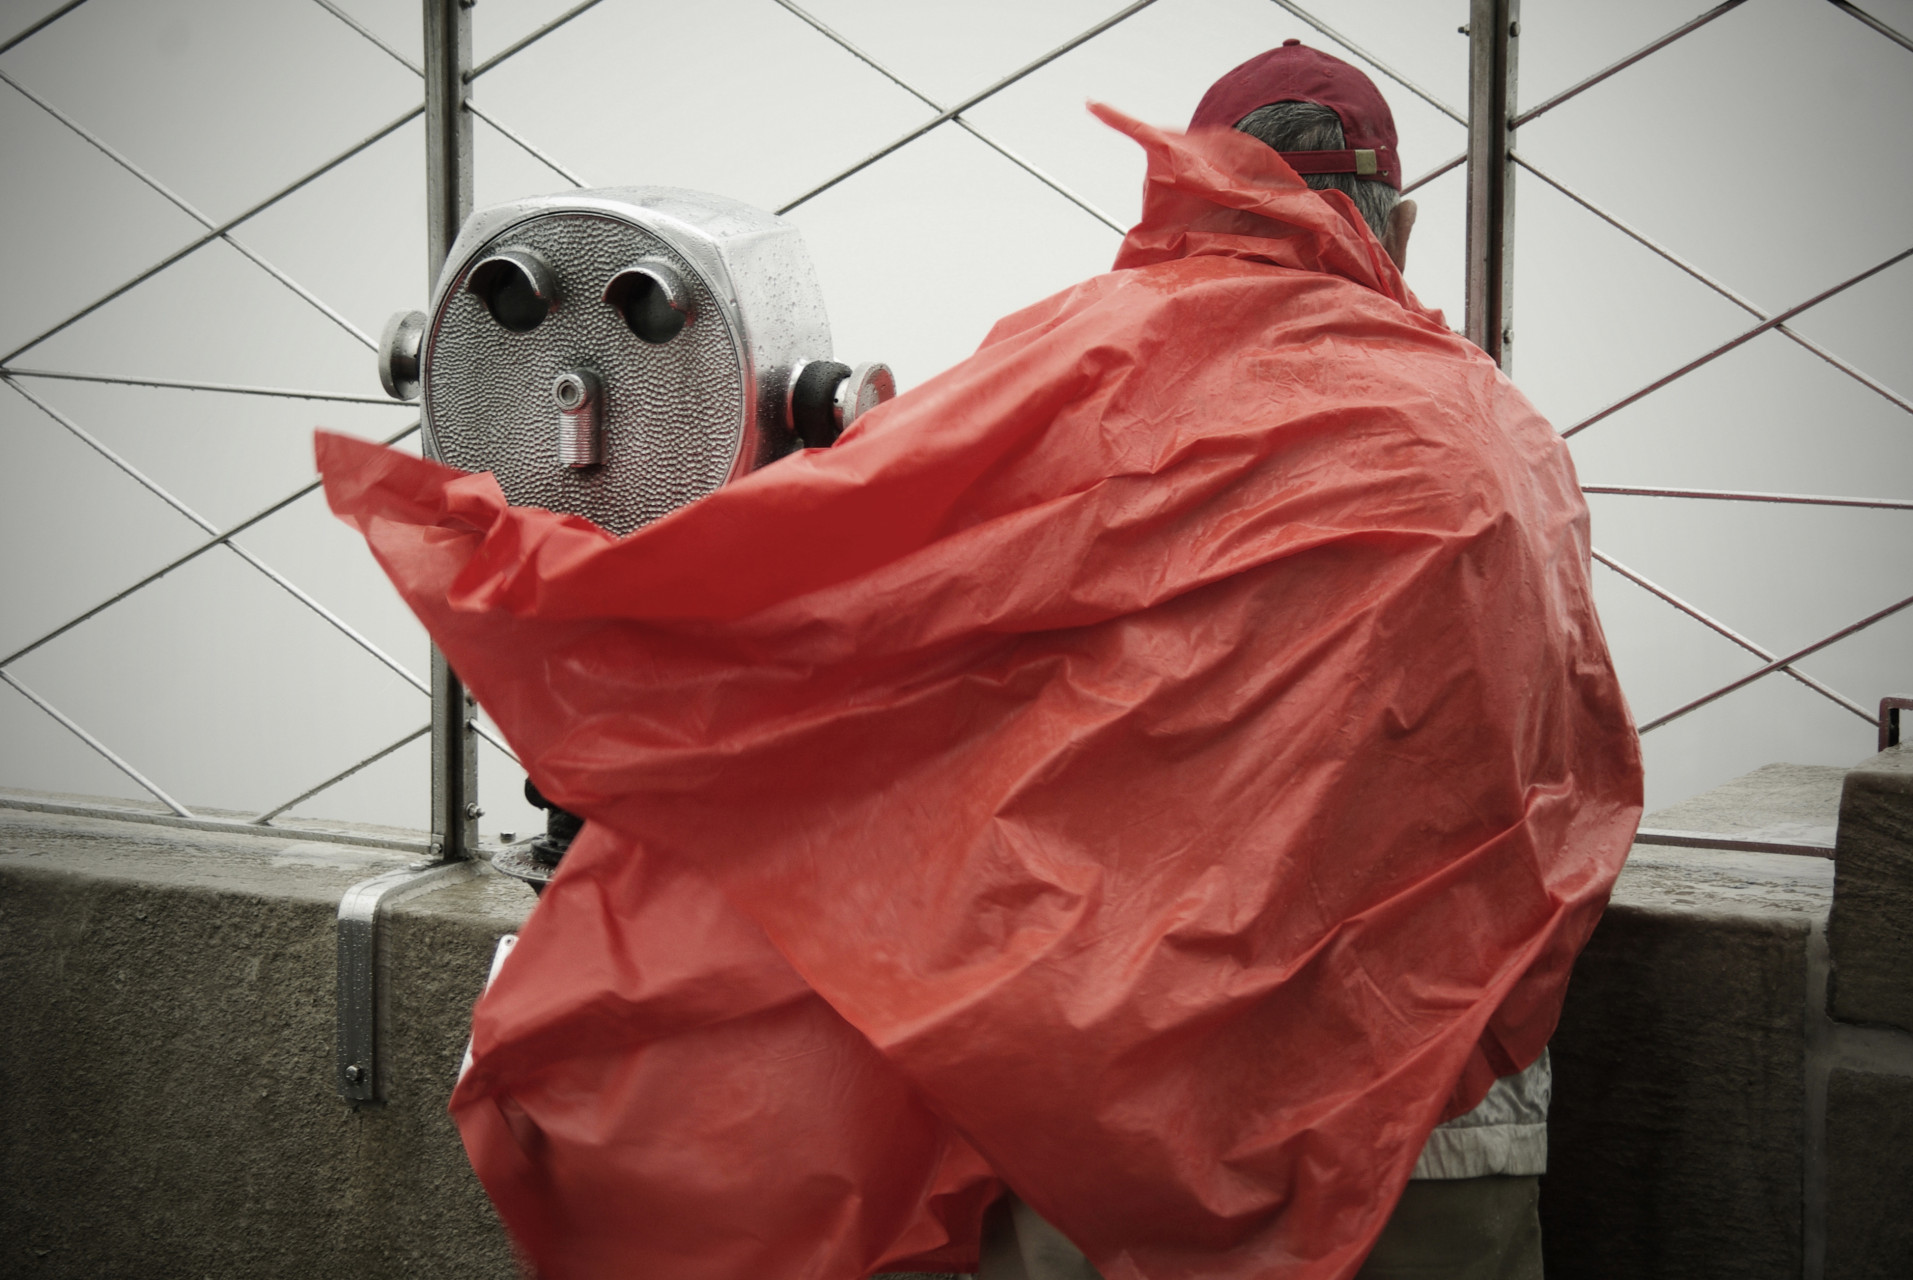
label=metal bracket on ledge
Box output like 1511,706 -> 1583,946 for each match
337,859 -> 480,1102
1881,696 -> 1909,752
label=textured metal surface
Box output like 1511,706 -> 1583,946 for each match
422,188 -> 832,535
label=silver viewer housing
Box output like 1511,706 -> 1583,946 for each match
376,187 -> 893,536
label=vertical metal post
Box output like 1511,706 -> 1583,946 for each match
1465,0 -> 1519,371
424,0 -> 476,860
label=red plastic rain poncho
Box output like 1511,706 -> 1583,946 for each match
317,105 -> 1641,1280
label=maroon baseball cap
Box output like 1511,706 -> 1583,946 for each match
1189,39 -> 1401,190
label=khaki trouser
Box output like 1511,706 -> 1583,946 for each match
976,1176 -> 1543,1280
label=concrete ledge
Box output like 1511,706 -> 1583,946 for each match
1631,762 -> 1847,849
0,806 -> 533,1279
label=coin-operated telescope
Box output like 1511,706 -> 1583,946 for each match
376,188 -> 895,887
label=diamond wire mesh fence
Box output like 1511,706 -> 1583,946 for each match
0,0 -> 1906,846
1505,0 -> 1912,811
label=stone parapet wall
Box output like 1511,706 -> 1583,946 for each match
1,751 -> 1909,1278
1543,750 -> 1913,1280
0,806 -> 530,1278
1543,844 -> 1827,1278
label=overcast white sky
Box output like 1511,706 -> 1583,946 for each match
2,0 -> 1909,840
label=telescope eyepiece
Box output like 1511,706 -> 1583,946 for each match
467,247 -> 559,333
604,260 -> 694,344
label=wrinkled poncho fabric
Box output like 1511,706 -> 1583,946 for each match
317,106 -> 1642,1280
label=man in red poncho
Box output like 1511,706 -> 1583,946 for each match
318,40 -> 1641,1280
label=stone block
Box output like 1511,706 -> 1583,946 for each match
0,806 -> 535,1279
1542,843 -> 1832,1280
1824,1067 -> 1913,1278
1828,746 -> 1913,1031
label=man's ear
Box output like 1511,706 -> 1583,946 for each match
1381,198 -> 1418,272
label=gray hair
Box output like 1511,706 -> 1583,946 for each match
1233,101 -> 1398,240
